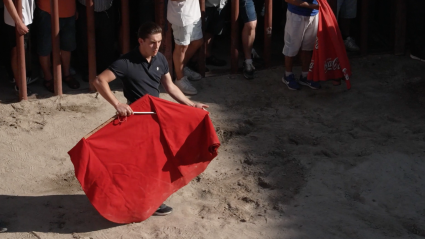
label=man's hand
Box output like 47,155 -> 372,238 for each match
194,103 -> 209,110
115,102 -> 133,117
16,21 -> 29,35
311,3 -> 320,10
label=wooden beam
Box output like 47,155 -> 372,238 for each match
394,0 -> 406,55
231,0 -> 239,74
86,0 -> 96,92
50,0 -> 62,95
264,0 -> 272,68
198,0 -> 206,77
155,0 -> 173,79
14,0 -> 27,100
121,0 -> 130,54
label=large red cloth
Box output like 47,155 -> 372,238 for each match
68,95 -> 220,223
308,0 -> 352,89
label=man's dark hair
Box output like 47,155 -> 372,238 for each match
138,22 -> 162,39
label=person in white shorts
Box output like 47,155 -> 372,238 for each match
282,0 -> 320,90
167,0 -> 204,95
337,0 -> 359,52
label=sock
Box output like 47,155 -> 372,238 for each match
302,72 -> 308,78
285,71 -> 293,77
245,59 -> 253,65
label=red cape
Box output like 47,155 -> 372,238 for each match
308,0 -> 352,89
68,95 -> 220,223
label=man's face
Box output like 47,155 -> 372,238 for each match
139,33 -> 162,57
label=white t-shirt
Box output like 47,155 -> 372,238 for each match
4,0 -> 35,27
167,0 -> 201,27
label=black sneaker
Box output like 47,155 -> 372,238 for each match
153,204 -> 173,216
243,61 -> 255,80
15,85 -> 34,96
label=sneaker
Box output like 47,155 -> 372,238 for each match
282,74 -> 300,90
243,61 -> 255,80
153,204 -> 173,216
15,85 -> 34,96
344,37 -> 360,52
175,76 -> 198,95
410,54 -> 425,62
184,67 -> 202,81
0,226 -> 6,233
299,76 -> 321,90
13,76 -> 39,85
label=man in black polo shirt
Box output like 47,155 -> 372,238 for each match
94,22 -> 209,216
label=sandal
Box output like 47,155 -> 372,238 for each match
63,75 -> 80,89
43,79 -> 55,93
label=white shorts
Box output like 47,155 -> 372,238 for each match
282,10 -> 319,57
171,19 -> 203,46
337,0 -> 357,19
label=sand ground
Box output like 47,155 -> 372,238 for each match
0,54 -> 425,239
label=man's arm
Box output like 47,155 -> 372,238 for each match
161,73 -> 209,109
3,0 -> 29,35
94,69 -> 133,116
285,0 -> 319,10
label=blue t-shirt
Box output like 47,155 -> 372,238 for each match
287,0 -> 319,16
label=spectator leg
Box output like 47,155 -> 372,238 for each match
242,20 -> 257,60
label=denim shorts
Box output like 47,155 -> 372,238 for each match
172,19 -> 203,46
239,0 -> 257,23
35,7 -> 76,56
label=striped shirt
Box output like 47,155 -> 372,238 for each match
78,0 -> 113,12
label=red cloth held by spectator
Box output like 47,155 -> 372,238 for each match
308,0 -> 352,89
68,95 -> 220,223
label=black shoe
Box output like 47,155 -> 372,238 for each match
206,55 -> 226,66
153,204 -> 173,216
15,85 -> 34,96
243,61 -> 255,80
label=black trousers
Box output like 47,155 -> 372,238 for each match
76,1 -> 118,75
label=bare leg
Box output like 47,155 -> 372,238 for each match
173,44 -> 189,81
183,38 -> 203,65
242,20 -> 257,60
39,55 -> 52,81
301,50 -> 312,72
60,50 -> 71,77
284,55 -> 293,73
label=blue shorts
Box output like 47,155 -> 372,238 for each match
35,8 -> 76,56
239,0 -> 257,23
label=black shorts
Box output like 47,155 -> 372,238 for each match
5,24 -> 31,50
205,4 -> 230,35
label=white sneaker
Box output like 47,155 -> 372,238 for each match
175,76 -> 198,95
344,37 -> 360,52
184,67 -> 202,81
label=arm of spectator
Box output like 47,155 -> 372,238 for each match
285,0 -> 319,10
160,73 -> 209,109
3,0 -> 29,35
94,69 -> 133,117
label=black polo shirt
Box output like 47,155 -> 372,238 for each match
109,49 -> 169,103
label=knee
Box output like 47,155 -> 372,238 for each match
175,45 -> 189,54
245,21 -> 257,31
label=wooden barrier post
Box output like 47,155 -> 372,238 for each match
198,0 -> 206,77
86,0 -> 96,91
155,0 -> 173,79
264,0 -> 272,68
50,0 -> 62,95
231,0 -> 239,74
121,0 -> 130,54
14,0 -> 27,100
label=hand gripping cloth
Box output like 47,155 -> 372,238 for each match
308,0 -> 352,90
68,95 -> 220,223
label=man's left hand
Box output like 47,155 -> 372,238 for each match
194,103 -> 209,110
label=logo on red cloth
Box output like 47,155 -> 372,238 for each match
324,57 -> 340,73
